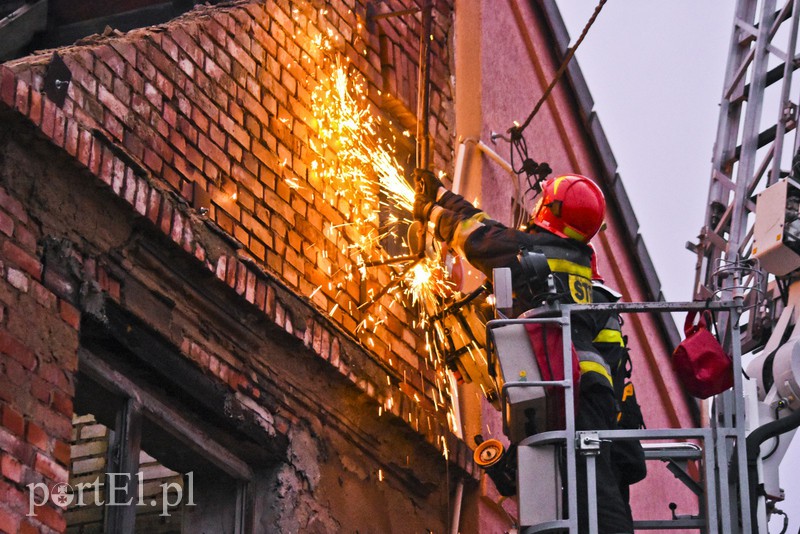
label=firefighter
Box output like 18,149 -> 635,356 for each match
414,169 -> 633,533
590,253 -> 647,525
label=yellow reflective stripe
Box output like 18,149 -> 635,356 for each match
451,214 -> 486,258
562,226 -> 586,241
579,361 -> 614,387
552,176 -> 566,194
546,258 -> 592,279
593,329 -> 624,346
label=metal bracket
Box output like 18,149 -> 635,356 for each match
576,431 -> 603,454
365,2 -> 421,33
43,52 -> 72,108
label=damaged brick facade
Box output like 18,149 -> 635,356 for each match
1,0 -> 473,532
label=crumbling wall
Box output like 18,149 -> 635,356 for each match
1,0 -> 460,458
0,103 -> 467,532
0,125 -> 79,533
0,1 -> 473,531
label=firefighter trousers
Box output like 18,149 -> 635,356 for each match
574,383 -> 634,534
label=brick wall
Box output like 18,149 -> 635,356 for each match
0,187 -> 77,532
3,0 -> 457,447
1,0 -> 466,531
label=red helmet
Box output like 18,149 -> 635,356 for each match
529,174 -> 605,243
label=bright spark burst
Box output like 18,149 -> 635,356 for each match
301,56 -> 488,440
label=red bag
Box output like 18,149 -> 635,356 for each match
671,310 -> 734,399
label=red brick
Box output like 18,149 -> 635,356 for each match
156,72 -> 175,100
18,518 -> 38,534
97,85 -> 128,119
88,135 -> 102,175
96,44 -> 126,78
25,421 -> 47,451
235,262 -> 247,295
1,406 -> 24,437
38,362 -> 69,393
245,270 -> 256,303
143,148 -> 163,174
14,80 -> 29,116
64,120 -> 80,157
1,454 -> 23,484
27,85 -> 42,124
0,188 -> 27,224
215,256 -> 226,281
0,210 -> 13,237
163,162 -> 183,191
112,39 -> 138,65
0,66 -> 15,107
147,188 -> 162,225
170,210 -> 184,243
6,267 -> 28,292
134,179 -> 148,216
58,300 -> 80,330
159,202 -> 173,235
0,477 -> 28,512
111,158 -> 126,195
98,146 -> 114,186
13,224 -> 36,253
0,330 -> 36,371
108,277 -> 121,300
1,241 -> 41,280
0,505 -> 20,534
123,168 -> 137,204
50,391 -> 72,418
28,377 -> 50,406
34,453 -> 67,484
52,440 -> 70,467
29,502 -> 65,533
77,128 -> 93,168
52,107 -> 66,147
41,98 -> 55,139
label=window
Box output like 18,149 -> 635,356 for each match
67,352 -> 250,533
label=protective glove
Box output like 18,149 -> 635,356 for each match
413,193 -> 434,221
413,168 -> 443,202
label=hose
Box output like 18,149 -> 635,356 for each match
744,408 -> 800,534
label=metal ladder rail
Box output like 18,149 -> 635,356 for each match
585,428 -> 715,532
488,300 -> 746,533
487,312 -> 579,533
694,0 -> 800,351
570,300 -> 748,533
692,2 -> 800,531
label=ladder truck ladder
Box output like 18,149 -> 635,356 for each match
691,2 -> 800,532
692,0 -> 800,349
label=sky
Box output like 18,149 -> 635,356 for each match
557,2 -> 799,532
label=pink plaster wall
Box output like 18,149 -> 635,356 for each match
455,0 -> 701,530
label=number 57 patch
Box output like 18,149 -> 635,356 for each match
569,275 -> 593,304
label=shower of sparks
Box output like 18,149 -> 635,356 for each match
308,59 -> 456,317
300,49 -> 491,441
406,254 -> 454,321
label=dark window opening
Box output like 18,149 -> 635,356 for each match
67,352 -> 251,534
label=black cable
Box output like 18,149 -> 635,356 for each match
762,409 -> 781,460
770,507 -> 788,534
744,408 -> 800,534
513,0 -> 608,134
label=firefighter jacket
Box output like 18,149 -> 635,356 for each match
429,190 -> 612,389
591,283 -> 646,425
592,282 -> 648,485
